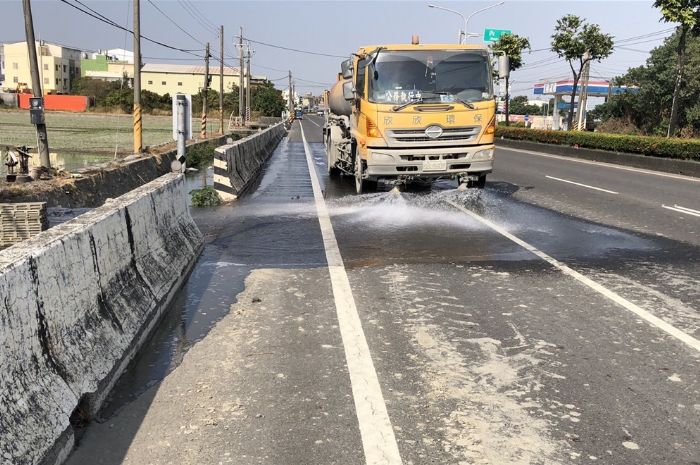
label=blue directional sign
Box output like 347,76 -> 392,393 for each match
484,28 -> 512,42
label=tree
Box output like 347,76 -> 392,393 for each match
551,15 -> 614,130
653,0 -> 700,137
509,95 -> 541,115
251,81 -> 286,117
492,33 -> 531,126
589,31 -> 700,136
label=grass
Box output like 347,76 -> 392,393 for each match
190,186 -> 222,207
0,109 -> 215,157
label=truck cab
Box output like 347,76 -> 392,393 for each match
325,39 -> 508,193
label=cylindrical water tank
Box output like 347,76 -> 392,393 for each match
329,79 -> 352,116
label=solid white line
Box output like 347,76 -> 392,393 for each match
300,124 -> 403,465
445,199 -> 700,353
544,175 -> 619,194
501,146 -> 700,183
662,204 -> 700,217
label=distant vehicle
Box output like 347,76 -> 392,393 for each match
317,109 -> 325,116
295,109 -> 303,119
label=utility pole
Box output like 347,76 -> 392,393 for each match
133,0 -> 142,154
219,25 -> 224,134
238,27 -> 244,125
288,70 -> 293,115
245,45 -> 252,122
504,75 -> 510,127
576,51 -> 591,131
22,0 -> 51,170
201,42 -> 210,139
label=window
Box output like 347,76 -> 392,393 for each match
43,77 -> 48,84
147,80 -> 153,85
13,76 -> 18,83
177,82 -> 183,86
12,62 -> 18,70
63,78 -> 67,86
63,65 -> 67,72
43,63 -> 49,71
56,78 -> 59,84
161,81 -> 166,85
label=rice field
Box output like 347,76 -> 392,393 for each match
0,109 -> 220,172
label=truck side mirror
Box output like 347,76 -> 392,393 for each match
341,58 -> 353,79
342,80 -> 354,101
498,55 -> 510,79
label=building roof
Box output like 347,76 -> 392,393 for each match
141,63 -> 241,76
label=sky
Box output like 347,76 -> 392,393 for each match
1,0 -> 671,99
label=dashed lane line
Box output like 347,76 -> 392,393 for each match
662,204 -> 700,218
545,175 -> 619,194
445,199 -> 700,353
501,146 -> 700,183
300,124 -> 403,465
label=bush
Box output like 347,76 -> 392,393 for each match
495,126 -> 700,160
186,142 -> 217,169
190,186 -> 221,207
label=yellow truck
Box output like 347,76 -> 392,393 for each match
324,37 -> 509,193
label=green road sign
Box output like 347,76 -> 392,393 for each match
484,28 -> 512,42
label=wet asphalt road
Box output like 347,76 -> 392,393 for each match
67,116 -> 699,465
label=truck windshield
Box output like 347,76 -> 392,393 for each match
368,50 -> 492,105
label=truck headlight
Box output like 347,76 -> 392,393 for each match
472,149 -> 494,161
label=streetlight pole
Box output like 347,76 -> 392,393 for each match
464,2 -> 505,41
427,4 -> 466,44
428,2 -> 505,43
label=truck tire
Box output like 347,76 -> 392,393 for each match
467,174 -> 487,189
326,126 -> 342,176
354,150 -> 364,194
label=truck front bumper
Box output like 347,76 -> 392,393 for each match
364,145 -> 494,178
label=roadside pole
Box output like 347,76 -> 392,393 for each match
238,27 -> 244,125
219,25 -> 224,134
201,42 -> 209,139
22,0 -> 51,170
133,0 -> 142,154
245,45 -> 252,122
176,95 -> 186,171
288,70 -> 293,116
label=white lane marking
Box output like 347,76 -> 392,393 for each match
662,204 -> 700,217
545,175 -> 619,194
301,124 -> 403,465
501,146 -> 700,183
444,199 -> 700,353
306,117 -> 322,128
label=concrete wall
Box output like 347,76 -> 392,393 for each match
1,135 -> 232,208
214,123 -> 286,201
0,173 -> 203,465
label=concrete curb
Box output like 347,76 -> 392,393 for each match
213,123 -> 286,201
496,138 -> 700,178
0,173 -> 203,465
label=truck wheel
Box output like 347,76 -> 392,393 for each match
467,174 -> 487,189
354,152 -> 364,194
326,128 -> 341,176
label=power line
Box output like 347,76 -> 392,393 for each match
182,0 -> 217,30
59,0 -> 205,57
145,0 -> 205,46
176,0 -> 216,34
237,35 -> 347,58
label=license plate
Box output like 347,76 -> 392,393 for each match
423,159 -> 447,171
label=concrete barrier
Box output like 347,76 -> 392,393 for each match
0,173 -> 202,465
213,123 -> 286,201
